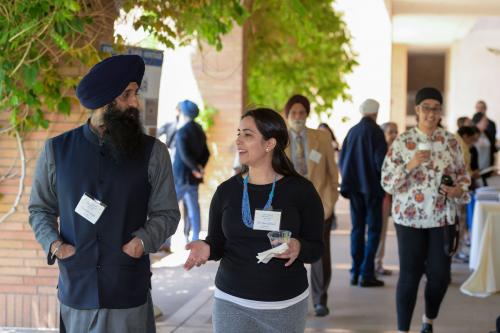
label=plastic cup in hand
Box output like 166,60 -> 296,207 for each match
417,142 -> 432,153
267,230 -> 291,248
417,142 -> 432,160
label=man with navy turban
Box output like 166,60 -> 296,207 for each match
29,55 -> 180,332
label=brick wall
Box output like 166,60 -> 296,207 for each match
0,0 -> 116,327
192,26 -> 244,226
0,20 -> 244,329
0,110 -> 88,328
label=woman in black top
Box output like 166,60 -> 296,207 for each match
184,108 -> 324,333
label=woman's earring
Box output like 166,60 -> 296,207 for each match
266,148 -> 270,152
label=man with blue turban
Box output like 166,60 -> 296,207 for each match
28,55 -> 180,332
171,99 -> 210,242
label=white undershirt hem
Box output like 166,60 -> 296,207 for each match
214,287 -> 309,310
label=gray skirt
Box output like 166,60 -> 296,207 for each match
212,297 -> 308,333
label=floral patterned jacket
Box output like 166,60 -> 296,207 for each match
381,127 -> 471,228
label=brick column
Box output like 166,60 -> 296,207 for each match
191,26 -> 244,224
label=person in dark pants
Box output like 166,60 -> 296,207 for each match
381,87 -> 470,333
28,55 -> 180,332
173,100 -> 210,241
284,95 -> 339,317
339,99 -> 387,287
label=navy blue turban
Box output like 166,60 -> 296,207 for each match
415,87 -> 442,105
178,100 -> 199,118
76,55 -> 145,109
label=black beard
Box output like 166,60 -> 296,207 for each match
102,104 -> 144,162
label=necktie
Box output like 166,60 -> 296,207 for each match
295,134 -> 307,175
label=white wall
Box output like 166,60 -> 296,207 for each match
319,0 -> 392,143
447,20 -> 500,137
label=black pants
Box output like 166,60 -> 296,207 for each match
311,215 -> 333,306
395,223 -> 452,331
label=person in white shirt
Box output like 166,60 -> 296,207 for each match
381,87 -> 470,333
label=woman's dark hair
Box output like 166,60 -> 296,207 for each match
458,126 -> 480,138
472,111 -> 486,125
284,94 -> 310,118
456,116 -> 470,128
318,123 -> 337,142
240,108 -> 301,177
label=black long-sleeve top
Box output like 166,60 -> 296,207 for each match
205,174 -> 324,301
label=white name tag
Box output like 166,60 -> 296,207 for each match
309,149 -> 322,163
74,193 -> 107,224
253,210 -> 281,231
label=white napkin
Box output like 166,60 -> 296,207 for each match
256,243 -> 289,264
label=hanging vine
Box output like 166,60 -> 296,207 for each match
0,0 -> 355,223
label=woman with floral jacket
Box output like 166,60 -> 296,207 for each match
381,87 -> 470,333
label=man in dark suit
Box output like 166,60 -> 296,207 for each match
173,100 -> 210,241
339,99 -> 387,287
476,100 -> 497,141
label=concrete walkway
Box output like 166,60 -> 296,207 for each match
150,199 -> 500,333
2,199 -> 498,333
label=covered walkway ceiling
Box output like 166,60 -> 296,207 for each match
391,0 -> 500,47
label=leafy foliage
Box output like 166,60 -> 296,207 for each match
0,0 -> 105,133
120,0 -> 249,50
0,0 -> 355,133
246,0 -> 357,115
196,105 -> 218,131
0,0 -> 248,133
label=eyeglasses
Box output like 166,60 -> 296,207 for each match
419,105 -> 442,114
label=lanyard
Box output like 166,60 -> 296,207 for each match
241,175 -> 277,229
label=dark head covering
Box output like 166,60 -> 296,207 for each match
415,87 -> 443,105
472,111 -> 487,125
284,94 -> 310,117
76,55 -> 145,109
178,100 -> 199,119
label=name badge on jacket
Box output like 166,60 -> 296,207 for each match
75,193 -> 107,224
309,149 -> 322,163
253,209 -> 281,231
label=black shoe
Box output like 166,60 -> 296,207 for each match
314,304 -> 329,317
350,274 -> 359,286
359,277 -> 385,287
420,322 -> 433,333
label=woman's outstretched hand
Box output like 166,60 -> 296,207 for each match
184,240 -> 210,271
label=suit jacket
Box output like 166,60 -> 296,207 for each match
339,117 -> 387,197
286,128 -> 339,219
173,121 -> 210,186
486,117 -> 497,144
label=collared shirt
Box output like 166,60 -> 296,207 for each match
289,129 -> 308,171
381,127 -> 471,228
